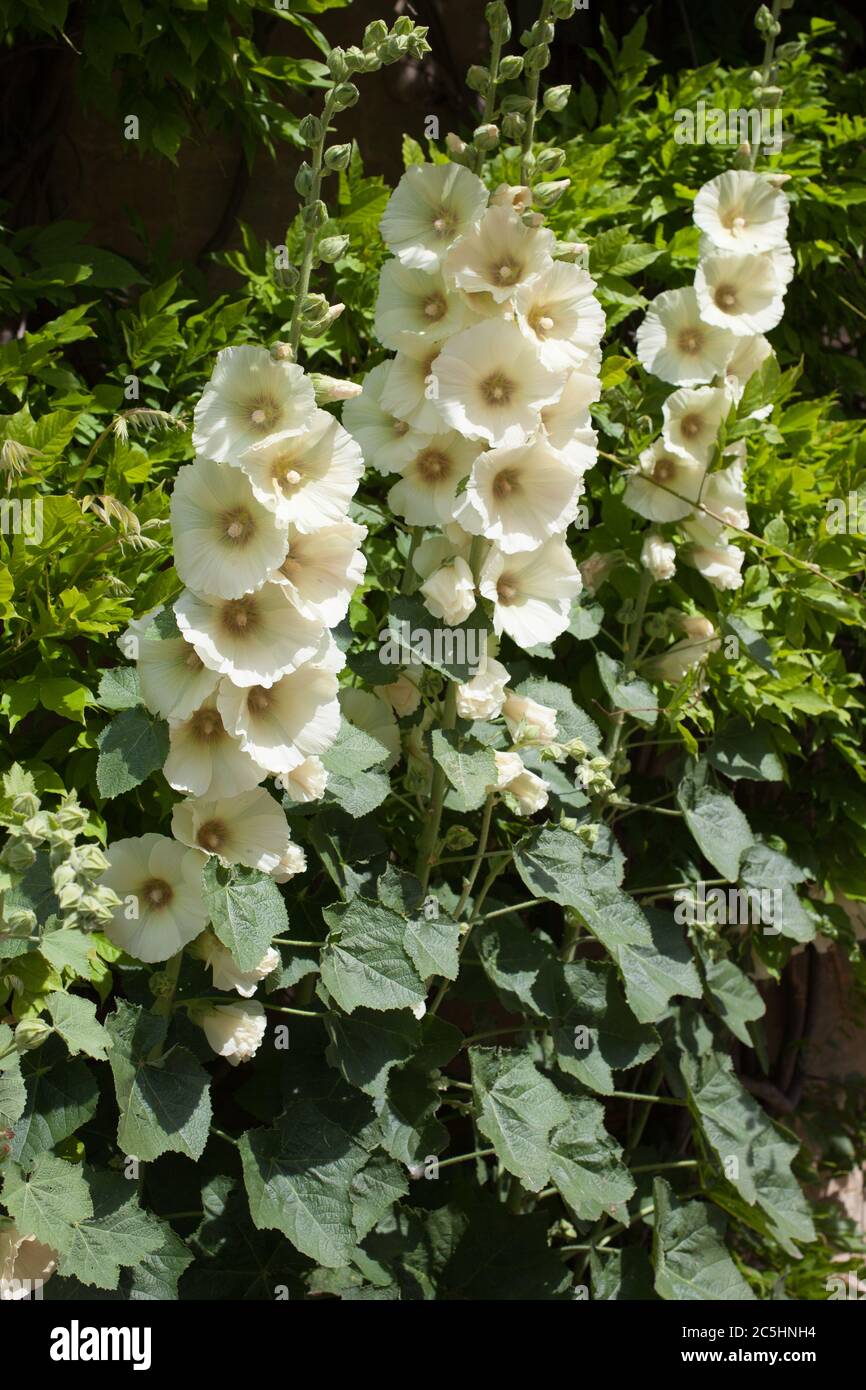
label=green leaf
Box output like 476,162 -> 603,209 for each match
651,1179 -> 755,1301
0,1023 -> 26,1129
698,949 -> 765,1045
40,677 -> 93,724
590,1246 -> 656,1300
403,909 -> 460,982
320,898 -> 426,1014
376,1068 -> 449,1167
240,1099 -> 374,1268
126,1222 -> 193,1301
320,716 -> 389,776
514,676 -> 602,752
106,1001 -> 212,1162
476,917 -> 563,1018
597,651 -> 658,725
11,1044 -> 99,1167
431,729 -> 497,813
201,860 -> 288,972
46,990 -> 109,1060
707,719 -> 783,782
96,707 -> 169,799
39,924 -> 96,979
350,1153 -> 409,1240
325,1008 -> 420,1099
325,765 -> 390,817
548,1096 -> 635,1220
676,760 -> 753,881
1,1152 -> 92,1256
183,1176 -> 307,1301
385,596 -> 487,682
441,1196 -> 570,1300
739,843 -> 814,943
60,1170 -> 164,1291
724,615 -> 779,676
470,1047 -> 570,1193
97,667 -> 142,711
552,960 -> 659,1095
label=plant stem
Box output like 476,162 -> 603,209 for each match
609,1090 -> 686,1106
261,1004 -> 328,1019
478,897 -> 542,922
520,0 -> 554,185
453,793 -> 496,919
288,89 -> 336,358
271,938 -> 324,949
629,1159 -> 698,1174
604,567 -> 652,761
437,1147 -> 496,1171
209,1127 -> 239,1149
415,680 -> 457,892
400,525 -> 423,594
750,0 -> 784,169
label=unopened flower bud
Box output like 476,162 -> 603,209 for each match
502,111 -> 527,139
316,234 -> 349,264
446,131 -> 468,157
294,161 -> 314,197
555,240 -> 589,261
270,341 -> 294,362
327,47 -> 348,81
552,0 -> 577,16
14,1017 -> 52,1052
301,199 -> 328,231
298,113 -> 324,146
1,839 -> 35,874
485,1 -> 511,41
343,46 -> 367,74
466,64 -> 490,94
732,141 -> 752,168
472,123 -> 500,151
310,373 -> 362,404
498,54 -> 524,80
535,146 -> 565,173
324,143 -> 352,172
331,82 -> 359,112
533,178 -> 569,208
543,84 -> 571,113
363,19 -> 388,48
524,43 -> 550,74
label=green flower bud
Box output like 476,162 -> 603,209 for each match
270,341 -> 294,362
2,908 -> 35,937
316,234 -> 349,263
443,825 -> 476,851
310,373 -> 362,404
732,141 -> 752,168
294,161 -> 314,197
533,178 -> 569,208
327,47 -> 348,81
535,146 -> 565,173
379,36 -> 407,62
485,1 -> 511,41
324,142 -> 352,172
148,970 -> 175,999
57,881 -> 83,909
343,46 -> 367,74
472,123 -> 500,151
543,84 -> 571,112
552,0 -> 577,16
501,111 -> 526,139
53,800 -> 88,833
299,113 -> 324,147
301,199 -> 328,231
498,54 -> 524,80
392,15 -> 414,35
466,64 -> 490,94
363,19 -> 388,49
14,1016 -> 52,1053
331,82 -> 360,112
501,93 -> 534,114
531,20 -> 556,43
0,838 -> 35,874
524,43 -> 551,74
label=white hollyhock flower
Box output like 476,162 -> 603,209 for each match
170,456 -> 287,601
274,520 -> 366,627
723,332 -> 773,394
644,619 -> 719,682
541,366 -> 601,444
102,833 -> 208,963
193,933 -> 280,998
490,751 -> 549,815
165,696 -> 264,799
699,233 -> 794,291
490,182 -> 533,215
374,667 -> 423,718
444,204 -> 555,302
456,437 -> 584,553
127,607 -> 219,722
695,252 -> 784,337
636,286 -> 734,386
641,532 -> 676,581
380,161 -> 488,270
693,170 -> 789,254
624,440 -> 705,522
479,538 -> 581,648
663,386 -> 729,465
374,261 -> 469,352
172,786 -> 296,874
0,1226 -> 57,1299
279,756 -> 328,804
237,410 -> 363,532
271,843 -> 309,882
502,692 -> 558,746
515,261 -> 605,371
193,345 -> 315,462
387,432 -> 478,527
456,656 -> 510,721
698,455 -> 749,532
198,999 -> 266,1066
379,341 -> 447,434
412,522 -> 473,580
175,585 -> 327,689
341,362 -> 433,475
217,661 -> 340,776
420,557 -> 476,626
340,687 -> 401,769
681,517 -> 745,590
431,320 -> 565,447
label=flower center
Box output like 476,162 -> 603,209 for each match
184,648 -> 204,671
423,293 -> 447,322
271,454 -> 303,493
492,467 -> 520,500
679,415 -> 703,441
393,419 -> 410,437
653,457 -> 677,482
189,707 -> 223,742
496,575 -> 518,604
721,208 -> 746,232
247,685 -> 272,716
480,370 -> 514,407
221,507 -> 255,545
714,284 -> 738,312
676,327 -> 703,355
141,876 -> 174,910
432,207 -> 458,238
248,396 -> 281,432
493,260 -> 520,286
197,818 -> 228,854
220,596 -> 260,637
529,306 -> 556,338
416,447 -> 451,483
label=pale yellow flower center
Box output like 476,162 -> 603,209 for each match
492,467 -> 520,500
480,370 -> 515,407
676,327 -> 704,355
393,419 -> 410,437
184,649 -> 204,671
432,207 -> 458,238
247,396 -> 282,432
496,575 -> 518,604
714,284 -> 738,311
197,819 -> 228,853
271,453 -> 303,493
247,685 -> 272,716
423,292 -> 447,321
679,415 -> 703,441
492,259 -> 520,286
721,208 -> 747,232
529,305 -> 556,338
141,877 -> 174,910
220,596 -> 260,637
416,447 -> 451,483
653,456 -> 677,482
221,507 -> 255,545
189,708 -> 224,743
